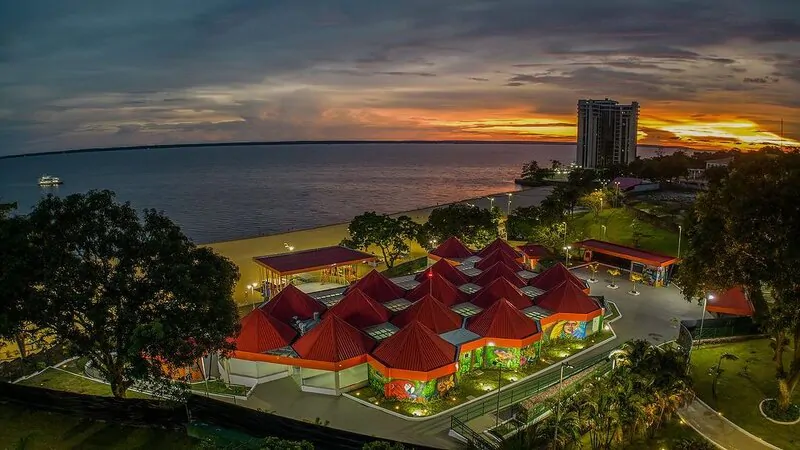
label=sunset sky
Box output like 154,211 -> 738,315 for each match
1,0 -> 799,155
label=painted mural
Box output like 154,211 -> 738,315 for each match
547,320 -> 588,340
368,365 -> 453,403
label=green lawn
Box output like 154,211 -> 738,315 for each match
0,403 -> 198,450
190,379 -> 249,397
690,339 -> 800,450
18,368 -> 151,399
570,207 -> 683,256
576,417 -> 707,449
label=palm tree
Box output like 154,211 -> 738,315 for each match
607,268 -> 621,289
628,273 -> 643,295
710,353 -> 739,402
587,263 -> 600,283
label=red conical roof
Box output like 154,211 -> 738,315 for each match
535,281 -> 601,315
347,270 -> 406,303
707,286 -> 754,317
475,249 -> 523,271
235,309 -> 297,353
405,273 -> 470,307
372,321 -> 456,372
415,258 -> 469,285
471,277 -> 532,309
529,263 -> 586,292
326,288 -> 390,328
476,238 -> 522,259
391,294 -> 463,333
467,299 -> 540,340
260,284 -> 326,323
517,243 -> 550,259
292,314 -> 375,362
430,236 -> 474,259
472,262 -> 527,288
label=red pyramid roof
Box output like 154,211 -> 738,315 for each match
405,273 -> 470,307
476,238 -> 522,259
471,277 -> 532,309
467,299 -> 540,340
372,321 -> 456,372
292,314 -> 375,362
347,270 -> 406,303
327,288 -> 391,328
707,286 -> 754,317
517,243 -> 550,259
472,262 -> 527,287
260,284 -> 326,323
535,281 -> 601,315
391,294 -> 463,333
529,263 -> 586,291
475,249 -> 524,271
430,236 -> 474,259
415,258 -> 469,285
235,309 -> 297,353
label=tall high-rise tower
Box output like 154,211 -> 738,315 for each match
576,99 -> 639,169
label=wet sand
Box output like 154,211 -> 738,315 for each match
204,186 -> 554,304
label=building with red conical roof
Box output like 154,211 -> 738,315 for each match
471,277 -> 532,309
260,284 -> 326,324
428,236 -> 474,264
472,262 -> 527,288
235,309 -> 297,353
326,288 -> 391,329
474,249 -> 524,271
405,273 -> 470,307
346,269 -> 406,303
529,262 -> 588,293
462,299 -> 542,371
391,294 -> 463,333
415,258 -> 469,286
476,238 -> 523,260
536,281 -> 604,341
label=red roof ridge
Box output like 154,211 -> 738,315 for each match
292,314 -> 375,362
260,284 -> 326,323
405,273 -> 470,306
415,258 -> 469,285
391,294 -> 463,333
471,277 -> 532,309
326,288 -> 391,328
535,280 -> 601,315
475,248 -> 524,271
254,245 -> 376,276
472,261 -> 527,287
430,236 -> 474,259
372,321 -> 456,372
528,262 -> 585,291
476,238 -> 522,259
235,309 -> 297,353
347,269 -> 406,303
467,298 -> 539,340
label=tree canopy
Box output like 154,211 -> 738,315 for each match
677,150 -> 800,410
341,212 -> 418,268
520,160 -> 553,182
418,203 -> 500,249
26,190 -> 241,397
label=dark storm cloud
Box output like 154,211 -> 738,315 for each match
0,0 -> 799,154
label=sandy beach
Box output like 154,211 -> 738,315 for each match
204,186 -> 554,304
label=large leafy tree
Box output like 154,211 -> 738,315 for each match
341,212 -> 418,268
27,190 -> 240,397
506,206 -> 543,241
418,204 -> 500,249
520,160 -> 552,181
678,150 -> 800,411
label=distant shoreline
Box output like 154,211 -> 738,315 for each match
0,140 -> 689,160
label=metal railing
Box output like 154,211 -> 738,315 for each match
450,416 -> 498,449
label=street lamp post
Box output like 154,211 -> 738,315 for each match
506,193 -> 513,216
494,362 -> 502,427
562,246 -> 572,266
554,362 -> 574,445
487,197 -> 495,210
561,221 -> 567,248
698,294 -> 713,342
677,225 -> 683,258
601,225 -> 607,240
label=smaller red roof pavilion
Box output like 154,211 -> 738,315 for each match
235,309 -> 297,353
415,258 -> 469,285
406,273 -> 470,306
326,288 -> 391,328
536,280 -> 602,323
371,321 -> 457,373
430,237 -> 474,261
467,299 -> 541,344
347,269 -> 406,303
575,239 -> 678,267
471,277 -> 532,309
391,294 -> 463,333
529,263 -> 587,292
292,314 -> 375,363
260,284 -> 326,324
472,262 -> 526,288
254,246 -> 377,276
517,243 -> 550,259
707,286 -> 754,317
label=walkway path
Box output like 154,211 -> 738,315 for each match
679,400 -> 781,450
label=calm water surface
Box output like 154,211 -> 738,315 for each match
0,143 -> 665,243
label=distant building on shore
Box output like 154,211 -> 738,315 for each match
576,98 -> 640,169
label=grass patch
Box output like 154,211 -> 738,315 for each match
381,256 -> 427,278
0,403 -> 197,450
18,368 -> 151,399
570,207 -> 683,256
576,417 -> 707,449
691,339 -> 800,449
190,379 -> 249,397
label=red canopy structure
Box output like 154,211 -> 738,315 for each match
472,262 -> 526,288
415,258 -> 469,285
254,246 -> 377,275
517,244 -> 549,260
292,314 -> 375,363
529,263 -> 586,292
260,284 -> 326,324
536,281 -> 602,323
235,309 -> 297,353
346,269 -> 406,303
707,286 -> 754,317
476,238 -> 523,259
475,249 -> 524,271
471,277 -> 533,309
405,273 -> 470,306
391,294 -> 463,333
429,236 -> 474,261
467,299 -> 541,345
574,239 -> 678,268
326,288 -> 391,329
371,321 -> 456,373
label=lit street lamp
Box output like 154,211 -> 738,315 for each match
677,225 -> 683,259
284,242 -> 294,252
698,294 -> 713,343
492,359 -> 503,427
554,362 -> 575,445
429,239 -> 437,250
563,245 -> 572,266
487,197 -> 495,210
561,221 -> 568,247
506,193 -> 513,216
601,225 -> 607,240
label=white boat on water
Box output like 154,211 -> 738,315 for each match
38,175 -> 63,186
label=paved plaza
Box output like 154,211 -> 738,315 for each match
217,264 -> 707,448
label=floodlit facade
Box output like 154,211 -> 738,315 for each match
576,99 -> 640,169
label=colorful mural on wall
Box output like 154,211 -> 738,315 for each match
368,365 -> 455,403
546,320 -> 588,340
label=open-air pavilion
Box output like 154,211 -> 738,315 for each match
516,243 -> 550,271
574,239 -> 679,287
254,246 -> 377,298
